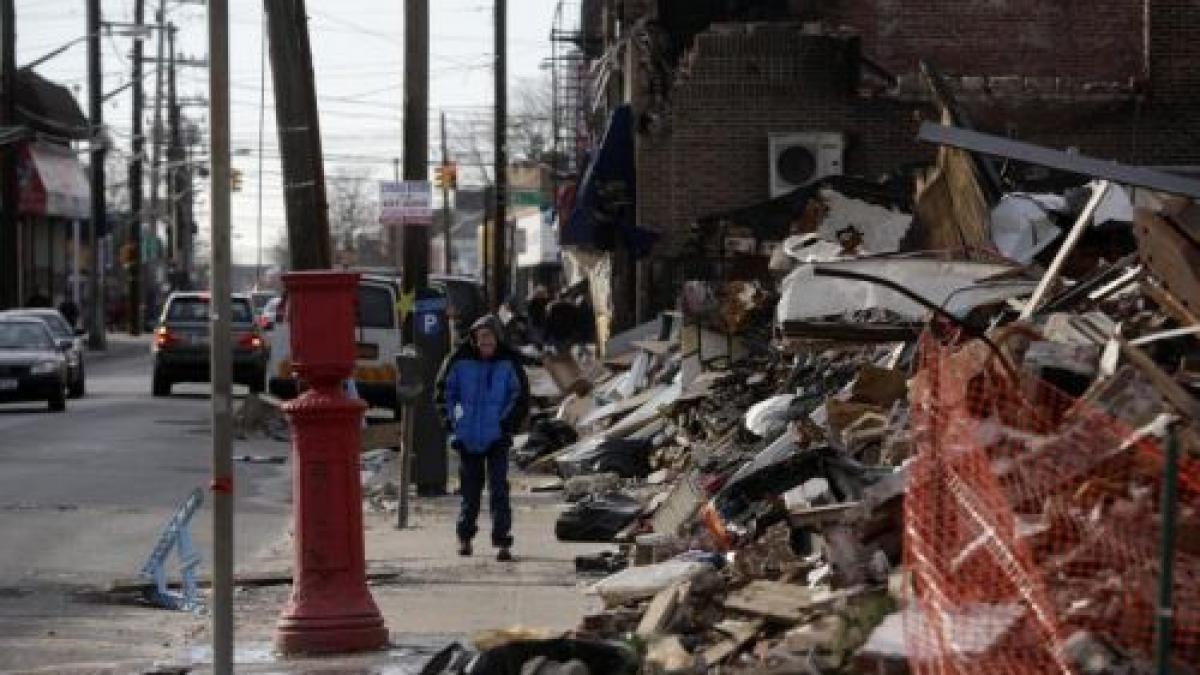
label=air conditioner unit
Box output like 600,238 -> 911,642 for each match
768,132 -> 845,198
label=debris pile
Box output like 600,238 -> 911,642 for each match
492,165 -> 1200,673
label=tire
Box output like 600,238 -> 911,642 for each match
48,387 -> 66,412
152,368 -> 172,397
68,366 -> 85,398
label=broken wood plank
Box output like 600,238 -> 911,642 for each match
721,580 -> 819,624
636,581 -> 685,638
701,619 -> 764,667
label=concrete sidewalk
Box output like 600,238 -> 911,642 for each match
172,469 -> 605,673
87,331 -> 152,362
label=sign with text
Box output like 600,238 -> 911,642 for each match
379,180 -> 432,226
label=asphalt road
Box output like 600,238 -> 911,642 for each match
0,339 -> 292,589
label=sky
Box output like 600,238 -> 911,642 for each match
16,0 -> 561,265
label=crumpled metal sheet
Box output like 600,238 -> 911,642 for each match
777,256 -> 1036,323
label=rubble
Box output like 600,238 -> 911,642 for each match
479,123 -> 1200,675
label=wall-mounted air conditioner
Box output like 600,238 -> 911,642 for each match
768,132 -> 845,198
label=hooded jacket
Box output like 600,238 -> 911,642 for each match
434,315 -> 531,454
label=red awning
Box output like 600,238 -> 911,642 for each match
17,141 -> 90,219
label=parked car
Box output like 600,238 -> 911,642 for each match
0,308 -> 86,397
151,292 -> 268,397
267,274 -> 403,409
0,317 -> 69,412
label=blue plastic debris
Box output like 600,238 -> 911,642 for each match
140,487 -> 204,610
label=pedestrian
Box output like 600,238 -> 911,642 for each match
526,285 -> 550,345
57,297 -> 80,330
434,315 -> 530,561
543,291 -> 580,354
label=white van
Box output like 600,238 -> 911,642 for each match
265,274 -> 404,410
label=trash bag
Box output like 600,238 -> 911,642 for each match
515,419 -> 579,468
556,437 -> 652,478
469,638 -> 639,675
555,493 -> 642,542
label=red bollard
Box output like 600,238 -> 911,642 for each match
274,271 -> 389,655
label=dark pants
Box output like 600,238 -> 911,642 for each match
456,442 -> 513,548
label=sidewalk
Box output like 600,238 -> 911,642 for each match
174,469 -> 605,673
86,331 -> 152,362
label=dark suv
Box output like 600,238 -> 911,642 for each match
151,292 -> 268,397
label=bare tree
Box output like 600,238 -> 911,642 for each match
444,74 -> 555,186
326,168 -> 383,266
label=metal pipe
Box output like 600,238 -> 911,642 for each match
1155,427 -> 1181,674
207,0 -> 234,668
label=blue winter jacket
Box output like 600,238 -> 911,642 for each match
435,342 -> 530,454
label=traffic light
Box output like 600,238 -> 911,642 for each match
231,168 -> 243,192
434,162 -> 457,190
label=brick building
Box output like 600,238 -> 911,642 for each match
560,0 -> 1200,326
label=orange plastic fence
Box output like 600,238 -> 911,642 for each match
904,331 -> 1200,673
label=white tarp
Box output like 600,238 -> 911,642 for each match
989,194 -> 1064,264
777,257 -> 1037,323
815,189 -> 913,254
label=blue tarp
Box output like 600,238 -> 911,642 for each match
561,104 -> 657,256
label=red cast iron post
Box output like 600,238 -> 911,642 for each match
275,271 -> 389,654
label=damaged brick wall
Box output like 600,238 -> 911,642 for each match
823,0 -> 1145,81
636,25 -> 932,257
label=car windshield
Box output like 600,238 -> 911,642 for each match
167,297 -> 255,324
0,322 -> 53,349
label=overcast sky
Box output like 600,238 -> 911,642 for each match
17,0 -> 560,265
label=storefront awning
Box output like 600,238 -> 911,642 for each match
19,141 -> 90,220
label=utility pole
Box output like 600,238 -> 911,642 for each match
86,0 -> 107,349
491,0 -> 508,311
402,0 -> 429,301
403,0 -> 448,497
167,23 -> 189,289
147,0 -> 166,272
127,0 -> 145,335
0,0 -> 19,310
264,0 -> 331,270
207,0 -> 234,669
440,111 -> 452,275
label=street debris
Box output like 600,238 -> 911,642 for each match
458,136 -> 1200,673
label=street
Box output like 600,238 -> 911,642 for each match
0,337 -> 292,671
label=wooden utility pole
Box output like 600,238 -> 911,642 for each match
86,0 -> 107,348
264,0 -> 331,270
402,0 -> 429,301
147,0 -> 166,273
0,0 -> 18,310
167,23 -> 189,289
440,111 -> 452,274
491,0 -> 508,310
127,0 -> 145,334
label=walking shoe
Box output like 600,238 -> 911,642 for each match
496,548 -> 513,562
458,540 -> 472,556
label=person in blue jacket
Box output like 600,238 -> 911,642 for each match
435,315 -> 530,561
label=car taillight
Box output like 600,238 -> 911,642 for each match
239,333 -> 264,350
154,326 -> 177,349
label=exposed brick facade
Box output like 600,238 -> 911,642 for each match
824,0 -> 1146,81
632,0 -> 1200,264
